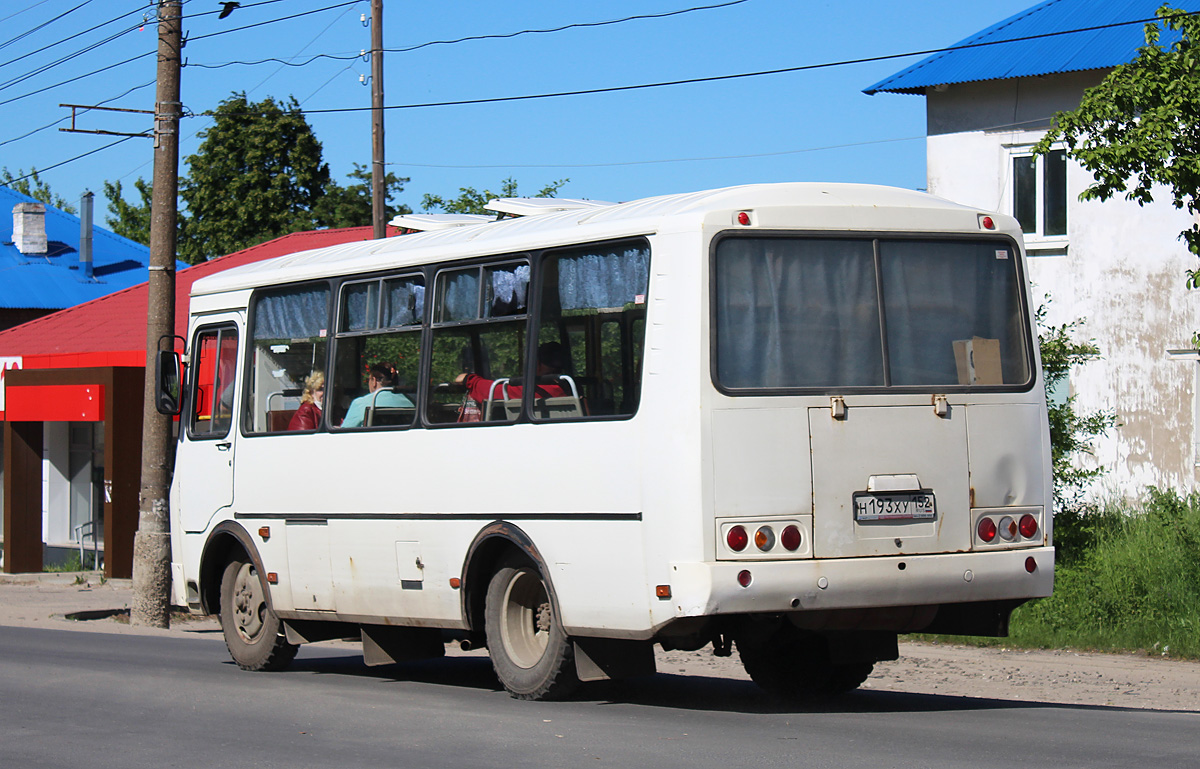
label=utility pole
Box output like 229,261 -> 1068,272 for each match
371,0 -> 386,239
131,0 -> 182,628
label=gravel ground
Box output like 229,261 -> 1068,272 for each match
3,573 -> 1197,711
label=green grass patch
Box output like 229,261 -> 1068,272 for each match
919,489 -> 1200,659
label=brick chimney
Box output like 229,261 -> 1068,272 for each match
12,202 -> 47,255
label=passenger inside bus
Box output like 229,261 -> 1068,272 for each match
342,363 -> 414,427
287,371 -> 324,431
455,341 -> 570,406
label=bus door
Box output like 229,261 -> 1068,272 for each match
808,404 -> 971,558
179,319 -> 241,533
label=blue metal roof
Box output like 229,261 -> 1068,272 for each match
865,0 -> 1200,95
0,185 -> 181,311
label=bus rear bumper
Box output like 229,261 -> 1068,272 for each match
667,547 -> 1054,619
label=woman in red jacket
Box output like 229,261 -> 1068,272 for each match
288,371 -> 324,431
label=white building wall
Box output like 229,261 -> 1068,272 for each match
924,77 -> 1200,496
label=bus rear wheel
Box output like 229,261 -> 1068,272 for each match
738,631 -> 872,699
219,554 -> 297,672
484,559 -> 579,700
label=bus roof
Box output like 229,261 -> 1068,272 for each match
190,182 -> 997,297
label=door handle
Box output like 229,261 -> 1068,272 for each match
216,441 -> 232,451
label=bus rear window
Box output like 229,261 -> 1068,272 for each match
713,236 -> 1031,391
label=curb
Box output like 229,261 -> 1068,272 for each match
0,571 -> 132,588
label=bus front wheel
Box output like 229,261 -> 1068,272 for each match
484,559 -> 579,700
219,554 -> 298,671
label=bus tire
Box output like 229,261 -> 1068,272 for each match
738,632 -> 871,699
484,559 -> 579,701
219,554 -> 297,672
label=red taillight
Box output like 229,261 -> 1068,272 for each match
1025,556 -> 1037,573
781,525 -> 802,551
1019,514 -> 1039,539
977,517 -> 997,542
981,215 -> 995,230
736,211 -> 751,226
737,569 -> 752,587
727,525 -> 748,552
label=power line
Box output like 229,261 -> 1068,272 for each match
0,0 -> 93,53
0,78 -> 155,148
0,46 -> 151,108
4,135 -> 136,185
0,0 -> 53,25
187,0 -> 361,43
187,0 -> 751,70
0,3 -> 145,72
255,11 -> 1194,118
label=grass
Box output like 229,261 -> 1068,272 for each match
920,489 -> 1200,659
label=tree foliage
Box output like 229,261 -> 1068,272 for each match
102,178 -> 152,245
1036,304 -> 1117,509
421,176 -> 567,215
179,93 -> 331,262
313,162 -> 411,229
2,167 -> 77,214
1035,5 -> 1200,266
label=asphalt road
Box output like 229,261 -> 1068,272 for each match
2,625 -> 1197,769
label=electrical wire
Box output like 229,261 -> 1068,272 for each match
261,11 -> 1197,118
0,78 -> 155,149
4,135 -> 138,185
187,0 -> 361,43
0,3 -> 146,73
0,47 -> 151,108
187,0 -> 751,70
0,0 -> 93,53
0,0 -> 53,26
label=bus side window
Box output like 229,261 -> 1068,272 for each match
246,284 -> 330,434
536,242 -> 649,420
188,325 -> 238,439
331,275 -> 423,429
427,260 -> 529,425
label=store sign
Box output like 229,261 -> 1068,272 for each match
0,356 -> 22,413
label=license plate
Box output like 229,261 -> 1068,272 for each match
853,491 -> 936,521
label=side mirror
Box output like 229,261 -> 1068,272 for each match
155,349 -> 183,415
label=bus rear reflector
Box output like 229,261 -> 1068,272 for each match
1025,557 -> 1037,573
727,525 -> 748,552
656,585 -> 671,598
737,570 -> 752,587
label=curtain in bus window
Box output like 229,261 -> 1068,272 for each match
880,240 -> 1028,386
488,264 -> 530,317
342,282 -> 381,332
385,279 -> 424,327
254,286 -> 328,339
441,270 -> 479,322
558,246 -> 650,310
715,238 -> 883,388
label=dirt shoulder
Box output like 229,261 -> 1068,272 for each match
3,574 -> 1197,711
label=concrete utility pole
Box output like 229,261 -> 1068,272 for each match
371,0 -> 386,239
131,0 -> 182,628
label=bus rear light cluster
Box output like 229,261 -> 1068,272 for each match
976,512 -> 1040,545
724,521 -> 805,557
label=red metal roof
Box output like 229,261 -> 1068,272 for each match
0,226 -> 396,367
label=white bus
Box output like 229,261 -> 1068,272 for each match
160,183 -> 1053,700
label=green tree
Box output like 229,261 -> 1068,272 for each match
421,176 -> 567,215
313,162 -> 412,229
1035,5 -> 1200,269
1037,304 -> 1117,510
2,167 -> 77,214
102,178 -> 152,245
179,93 -> 330,262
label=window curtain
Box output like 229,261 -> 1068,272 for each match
557,246 -> 650,311
253,286 -> 329,339
385,279 -> 425,327
715,238 -> 883,388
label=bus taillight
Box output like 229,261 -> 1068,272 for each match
977,517 -> 997,543
1019,514 -> 1038,539
754,526 -> 775,551
781,525 -> 802,551
727,525 -> 748,552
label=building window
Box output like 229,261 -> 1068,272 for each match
1013,149 -> 1067,239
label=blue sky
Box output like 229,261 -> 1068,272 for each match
1,0 -> 1039,220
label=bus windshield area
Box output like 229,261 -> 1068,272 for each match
713,236 -> 1032,391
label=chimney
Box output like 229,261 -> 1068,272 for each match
12,202 -> 47,255
80,191 -> 94,280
